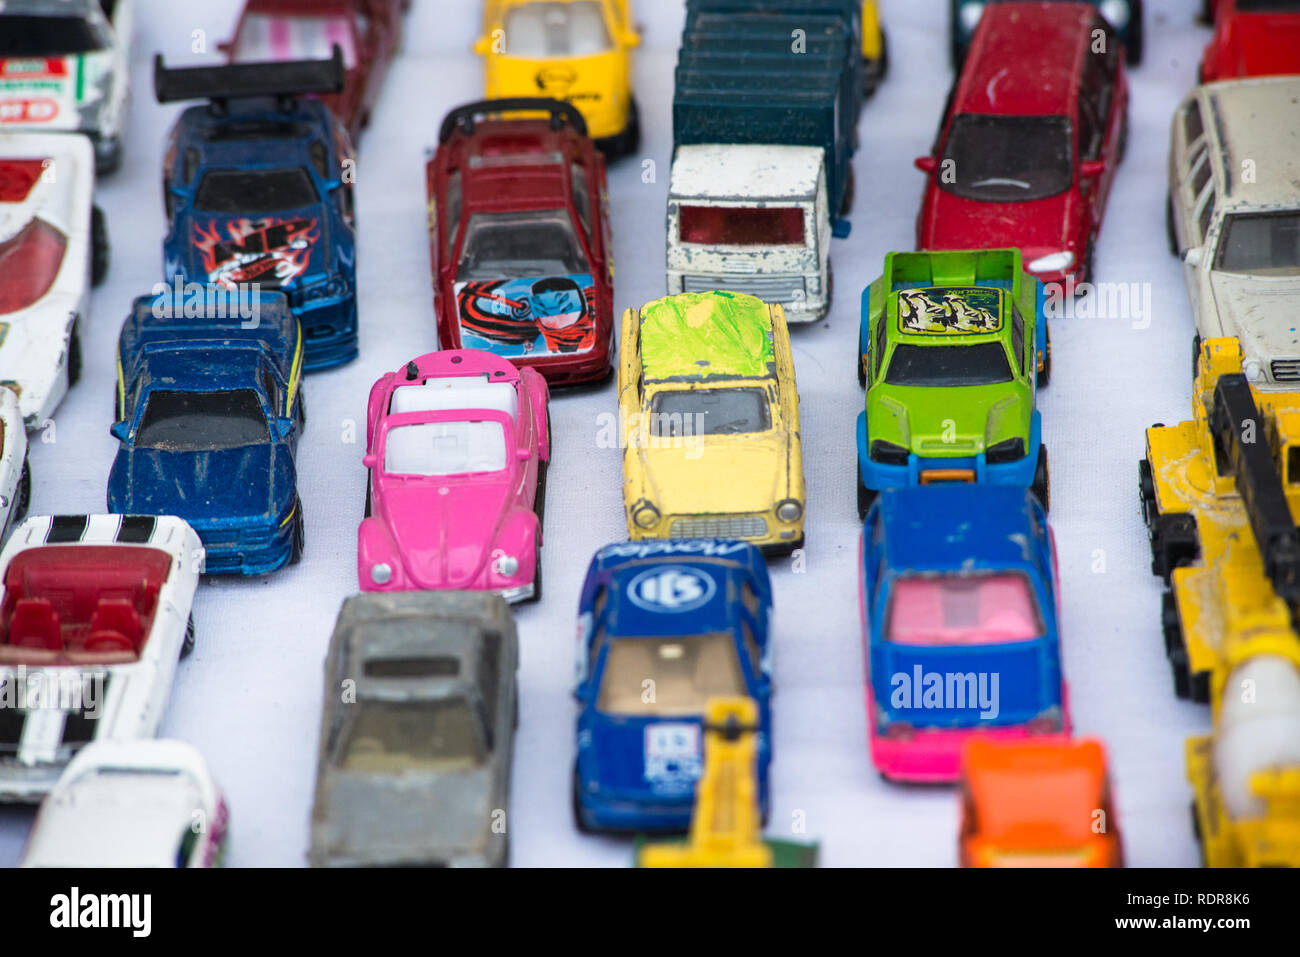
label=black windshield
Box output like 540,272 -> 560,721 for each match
457,210 -> 589,279
650,388 -> 771,436
0,16 -> 109,57
194,168 -> 320,214
136,390 -> 270,451
885,343 -> 1014,388
1215,212 -> 1300,276
940,114 -> 1073,202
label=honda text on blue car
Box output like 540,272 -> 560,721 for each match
572,539 -> 774,832
155,48 -> 358,371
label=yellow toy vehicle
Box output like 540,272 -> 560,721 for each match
618,291 -> 805,555
474,0 -> 641,155
1139,337 -> 1300,703
637,697 -> 818,868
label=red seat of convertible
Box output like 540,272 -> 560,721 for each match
9,598 -> 62,651
86,599 -> 143,653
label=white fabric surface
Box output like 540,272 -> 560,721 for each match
0,0 -> 1217,867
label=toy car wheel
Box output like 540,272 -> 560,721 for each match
290,507 -> 305,565
863,29 -> 889,95
857,478 -> 878,520
840,164 -> 856,218
15,459 -> 30,522
90,205 -> 109,287
363,481 -> 372,519
1149,511 -> 1199,583
1031,445 -> 1050,512
571,766 -> 594,834
857,325 -> 867,389
1037,325 -> 1052,387
1190,799 -> 1202,846
180,613 -> 196,659
1162,590 -> 1195,700
1137,457 -> 1158,527
1081,241 -> 1096,285
1124,0 -> 1144,66
1191,334 -> 1201,378
528,543 -> 543,604
622,98 -> 642,156
1117,112 -> 1129,165
67,321 -> 83,387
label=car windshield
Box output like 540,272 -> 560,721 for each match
503,1 -> 614,57
887,574 -> 1044,646
596,633 -> 747,717
383,420 -> 508,476
884,342 -> 1014,388
649,388 -> 771,436
940,114 -> 1074,202
338,700 -> 486,772
457,210 -> 589,279
678,205 -> 806,246
0,16 -> 109,56
135,390 -> 270,451
234,13 -> 359,68
194,168 -> 320,214
1214,211 -> 1300,276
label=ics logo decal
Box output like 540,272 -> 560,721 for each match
627,566 -> 716,613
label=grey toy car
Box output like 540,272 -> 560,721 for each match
309,591 -> 519,867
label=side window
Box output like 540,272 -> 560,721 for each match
740,621 -> 762,675
182,148 -> 199,185
1010,306 -> 1025,374
1183,101 -> 1204,148
571,163 -> 592,236
740,582 -> 760,617
1190,151 -> 1211,199
873,313 -> 888,379
262,370 -> 279,412
309,140 -> 329,179
444,171 -> 462,257
1197,193 -> 1216,243
478,633 -> 502,731
1077,22 -> 1116,162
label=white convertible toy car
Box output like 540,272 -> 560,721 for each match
21,739 -> 228,867
1168,75 -> 1300,387
0,0 -> 134,173
0,514 -> 202,802
0,132 -> 107,428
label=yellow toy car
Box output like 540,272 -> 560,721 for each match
474,0 -> 641,155
618,291 -> 805,554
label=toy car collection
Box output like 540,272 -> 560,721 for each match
573,540 -> 773,832
860,485 -> 1068,782
959,738 -> 1123,867
0,0 -> 134,172
857,250 -> 1049,516
0,132 -> 106,429
1200,0 -> 1300,82
475,0 -> 642,156
0,514 -> 203,803
21,739 -> 228,867
619,291 -> 804,553
950,0 -> 1144,68
107,289 -> 306,577
918,2 -> 1130,284
223,0 -> 407,142
310,590 -> 518,868
358,350 -> 550,601
426,99 -> 615,387
1166,76 -> 1300,388
155,50 -> 359,371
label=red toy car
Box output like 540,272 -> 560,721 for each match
426,99 -> 615,388
222,0 -> 407,141
1201,0 -> 1300,82
914,2 -> 1129,285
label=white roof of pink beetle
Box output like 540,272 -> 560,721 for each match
391,374 -> 519,421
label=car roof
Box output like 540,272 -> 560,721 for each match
138,346 -> 272,390
874,485 -> 1045,577
956,2 -> 1097,116
964,739 -> 1107,842
887,285 -> 1011,346
1193,76 -> 1300,210
176,99 -> 336,164
639,292 -> 776,383
441,118 -> 583,211
604,560 -> 750,638
669,144 -> 823,201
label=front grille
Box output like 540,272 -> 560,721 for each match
669,515 -> 769,540
1271,359 -> 1300,382
681,274 -> 803,303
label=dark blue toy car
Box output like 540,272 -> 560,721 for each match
155,50 -> 358,371
108,288 -> 306,577
572,539 -> 773,833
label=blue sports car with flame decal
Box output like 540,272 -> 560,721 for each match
572,539 -> 773,832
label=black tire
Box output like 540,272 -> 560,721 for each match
622,98 -> 642,156
1081,240 -> 1096,286
840,163 -> 856,217
1162,589 -> 1199,701
180,613 -> 196,659
572,767 -> 593,834
857,324 -> 867,389
1137,457 -> 1158,527
364,480 -> 372,519
1190,800 -> 1203,845
1166,194 -> 1179,256
297,390 -> 307,429
527,542 -> 543,604
1149,511 -> 1199,583
1031,444 -> 1050,512
857,477 -> 878,520
289,506 -> 305,565
1117,111 -> 1129,165
1125,0 -> 1144,66
1192,334 -> 1202,379
15,458 -> 30,522
533,414 -> 551,529
67,322 -> 82,388
1037,324 -> 1052,387
90,205 -> 109,287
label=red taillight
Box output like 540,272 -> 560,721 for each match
882,721 -> 915,741
0,218 -> 67,314
678,205 -> 805,246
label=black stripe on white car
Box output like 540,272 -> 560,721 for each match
117,515 -> 157,543
46,516 -> 89,543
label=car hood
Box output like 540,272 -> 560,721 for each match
1209,271 -> 1300,361
925,187 -> 1077,258
177,207 -> 332,289
315,765 -> 496,865
634,434 -> 793,515
0,54 -> 103,131
1216,17 -> 1300,79
379,477 -> 514,588
869,387 -> 1030,456
110,442 -> 291,523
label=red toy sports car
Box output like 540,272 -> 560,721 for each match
1201,0 -> 1300,82
426,99 -> 615,388
914,2 -> 1129,285
222,0 -> 406,141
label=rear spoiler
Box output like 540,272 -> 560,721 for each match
154,46 -> 345,106
438,98 -> 587,144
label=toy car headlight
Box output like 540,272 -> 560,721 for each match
959,1 -> 985,33
869,440 -> 909,466
775,499 -> 803,523
370,562 -> 393,585
494,553 -> 519,577
1243,358 -> 1265,383
632,502 -> 661,529
985,437 -> 1026,464
1027,251 -> 1075,273
306,276 -> 348,302
1099,0 -> 1130,29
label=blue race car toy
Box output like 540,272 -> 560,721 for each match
572,539 -> 773,833
108,288 -> 306,576
155,49 -> 358,371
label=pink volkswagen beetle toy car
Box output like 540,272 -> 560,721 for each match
358,350 -> 550,602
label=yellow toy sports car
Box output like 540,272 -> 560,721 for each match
618,291 -> 804,554
474,0 -> 641,155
